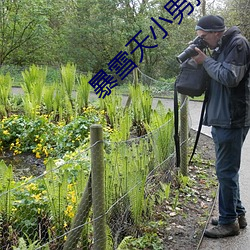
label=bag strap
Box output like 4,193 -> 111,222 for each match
188,91 -> 208,164
174,80 -> 181,168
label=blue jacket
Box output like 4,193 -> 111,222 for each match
203,26 -> 250,128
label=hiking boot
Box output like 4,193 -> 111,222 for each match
204,222 -> 240,238
211,214 -> 247,229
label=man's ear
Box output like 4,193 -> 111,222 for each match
216,31 -> 224,39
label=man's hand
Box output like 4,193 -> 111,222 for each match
192,47 -> 207,64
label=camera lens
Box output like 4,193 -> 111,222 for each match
176,45 -> 198,63
176,37 -> 208,63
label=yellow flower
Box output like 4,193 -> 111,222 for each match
12,207 -> 17,212
71,195 -> 76,204
65,205 -> 74,218
36,152 -> 41,159
14,149 -> 22,155
3,130 -> 9,135
100,110 -> 106,115
43,147 -> 49,157
32,193 -> 42,201
26,183 -> 37,191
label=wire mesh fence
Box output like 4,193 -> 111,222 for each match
0,112 -> 192,249
0,68 -> 191,249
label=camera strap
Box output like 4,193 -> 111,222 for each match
189,91 -> 208,164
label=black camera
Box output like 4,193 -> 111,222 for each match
176,36 -> 208,64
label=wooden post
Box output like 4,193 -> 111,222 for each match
91,124 -> 106,250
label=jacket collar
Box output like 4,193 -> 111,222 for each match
212,26 -> 241,58
221,26 -> 241,46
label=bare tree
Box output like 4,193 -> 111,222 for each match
0,0 -> 48,65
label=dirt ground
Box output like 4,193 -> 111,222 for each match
159,130 -> 217,250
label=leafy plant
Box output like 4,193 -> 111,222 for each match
21,65 -> 47,118
178,173 -> 192,189
76,72 -> 92,111
145,100 -> 174,164
117,233 -> 163,250
43,84 -> 56,114
158,182 -> 171,203
0,73 -> 12,117
0,107 -> 103,158
129,84 -> 153,127
172,190 -> 180,210
12,176 -> 49,241
0,161 -> 15,222
100,90 -> 123,128
60,63 -> 76,103
105,136 -> 154,244
13,237 -> 42,250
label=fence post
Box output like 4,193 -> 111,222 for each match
180,94 -> 189,176
91,124 -> 106,250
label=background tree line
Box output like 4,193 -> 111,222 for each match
0,0 -> 249,81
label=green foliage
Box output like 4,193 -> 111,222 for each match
0,0 -> 236,80
0,0 -> 52,65
0,76 -> 180,247
43,85 -> 56,113
111,109 -> 132,141
117,233 -> 163,250
0,161 -> 14,222
76,72 -> 92,111
0,108 -> 102,157
172,190 -> 180,210
145,100 -> 175,163
129,84 -> 152,125
47,63 -> 78,122
105,136 -> 153,227
158,182 -> 171,203
100,90 -> 123,129
43,159 -> 69,230
13,235 -> 47,250
12,176 -> 48,240
178,173 -> 192,189
61,63 -> 76,101
0,73 -> 12,116
21,65 -> 47,118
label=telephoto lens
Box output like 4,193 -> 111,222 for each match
176,36 -> 208,63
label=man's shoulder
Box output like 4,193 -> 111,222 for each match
223,27 -> 250,51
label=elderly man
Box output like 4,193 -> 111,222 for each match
192,15 -> 250,238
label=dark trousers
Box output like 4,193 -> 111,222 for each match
211,126 -> 249,225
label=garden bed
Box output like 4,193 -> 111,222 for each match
0,130 -> 217,250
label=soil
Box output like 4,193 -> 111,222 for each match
158,130 -> 217,250
0,152 -> 45,180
